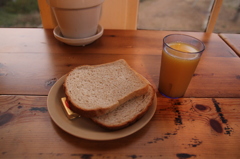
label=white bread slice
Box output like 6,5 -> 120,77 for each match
91,85 -> 155,130
64,59 -> 149,118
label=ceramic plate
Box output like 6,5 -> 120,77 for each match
53,24 -> 104,46
47,75 -> 157,140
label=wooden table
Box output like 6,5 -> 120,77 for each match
219,33 -> 240,57
0,28 -> 240,159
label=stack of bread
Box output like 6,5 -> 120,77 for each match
63,59 -> 155,130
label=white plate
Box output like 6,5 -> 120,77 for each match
53,24 -> 104,46
47,75 -> 157,140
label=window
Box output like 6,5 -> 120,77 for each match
1,0 -> 239,33
138,0 -> 240,33
214,0 -> 240,33
0,0 -> 41,27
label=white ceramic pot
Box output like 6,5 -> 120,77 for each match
47,0 -> 104,39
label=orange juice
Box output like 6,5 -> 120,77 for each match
159,42 -> 201,98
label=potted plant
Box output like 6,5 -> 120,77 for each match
47,0 -> 104,39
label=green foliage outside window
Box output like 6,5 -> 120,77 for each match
0,0 -> 41,27
4,0 -> 39,14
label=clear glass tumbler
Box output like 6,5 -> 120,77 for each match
158,34 -> 205,98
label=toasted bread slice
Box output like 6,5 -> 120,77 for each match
91,85 -> 155,130
64,59 -> 149,117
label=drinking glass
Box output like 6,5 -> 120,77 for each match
158,34 -> 205,98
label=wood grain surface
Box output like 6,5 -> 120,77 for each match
0,29 -> 239,97
0,29 -> 240,159
0,95 -> 240,159
219,33 -> 240,57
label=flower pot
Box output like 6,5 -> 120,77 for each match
47,0 -> 104,39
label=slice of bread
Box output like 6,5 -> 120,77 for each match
64,59 -> 149,118
91,85 -> 155,130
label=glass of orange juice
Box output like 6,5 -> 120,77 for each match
158,34 -> 205,98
